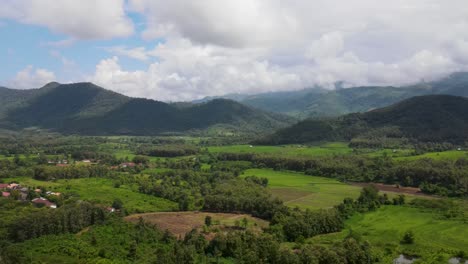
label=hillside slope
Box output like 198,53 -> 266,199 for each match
258,95 -> 468,145
196,72 -> 468,118
0,82 -> 292,135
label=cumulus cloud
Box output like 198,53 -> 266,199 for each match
0,0 -> 133,39
4,0 -> 468,100
93,0 -> 468,100
9,66 -> 56,89
91,39 -> 302,101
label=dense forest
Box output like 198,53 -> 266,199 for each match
0,82 -> 292,135
258,95 -> 468,145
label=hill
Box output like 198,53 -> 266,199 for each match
258,95 -> 468,145
0,82 -> 292,135
196,72 -> 468,118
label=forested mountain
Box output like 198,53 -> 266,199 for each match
258,95 -> 468,145
196,72 -> 468,118
0,82 -> 292,135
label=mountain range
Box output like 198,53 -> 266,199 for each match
257,95 -> 468,145
0,72 -> 467,138
0,82 -> 292,135
195,72 -> 468,118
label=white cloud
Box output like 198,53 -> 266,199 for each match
306,32 -> 344,61
10,66 -> 56,89
90,39 -> 302,101
4,0 -> 468,101
106,46 -> 151,61
90,37 -> 468,101
0,0 -> 133,39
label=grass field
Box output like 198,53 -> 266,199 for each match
310,205 -> 468,263
241,169 -> 361,209
395,150 -> 468,161
126,211 -> 269,238
208,142 -> 353,158
4,177 -> 177,213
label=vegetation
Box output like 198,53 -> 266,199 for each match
258,95 -> 468,145
200,72 -> 468,118
0,82 -> 292,135
0,109 -> 467,263
242,169 -> 361,209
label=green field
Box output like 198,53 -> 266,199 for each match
208,142 -> 353,158
310,205 -> 468,263
395,150 -> 468,161
4,177 -> 177,213
242,168 -> 361,209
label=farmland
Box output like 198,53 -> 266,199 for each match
208,142 -> 353,158
4,177 -> 178,213
310,205 -> 468,263
241,168 -> 361,209
125,211 -> 268,238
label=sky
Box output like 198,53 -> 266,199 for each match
1,0 -> 468,102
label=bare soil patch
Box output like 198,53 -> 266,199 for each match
125,211 -> 268,239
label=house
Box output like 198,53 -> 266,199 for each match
7,183 -> 19,190
120,162 -> 136,168
32,197 -> 57,209
106,207 -> 116,213
0,184 -> 8,190
82,159 -> 91,163
1,192 -> 10,198
34,188 -> 42,193
56,163 -> 69,167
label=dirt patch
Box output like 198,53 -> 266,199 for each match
125,211 -> 268,239
351,182 -> 433,197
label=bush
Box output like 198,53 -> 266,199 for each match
401,230 -> 415,244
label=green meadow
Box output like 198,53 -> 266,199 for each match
208,142 -> 353,158
241,168 -> 361,209
395,150 -> 468,161
4,177 -> 177,213
310,205 -> 468,263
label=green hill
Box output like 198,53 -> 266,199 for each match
258,95 -> 468,145
197,72 -> 468,118
0,82 -> 292,135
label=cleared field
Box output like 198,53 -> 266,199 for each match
241,169 -> 361,209
310,205 -> 468,263
125,211 -> 269,238
4,177 -> 177,213
208,142 -> 353,158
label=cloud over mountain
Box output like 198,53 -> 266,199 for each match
2,0 -> 468,101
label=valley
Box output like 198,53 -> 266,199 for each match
0,80 -> 467,264
0,132 -> 467,263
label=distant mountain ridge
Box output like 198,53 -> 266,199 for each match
194,72 -> 468,118
257,95 -> 468,145
0,82 -> 293,135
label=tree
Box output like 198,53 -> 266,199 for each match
241,217 -> 248,228
112,198 -> 123,210
132,155 -> 149,165
401,230 -> 415,244
205,215 -> 212,227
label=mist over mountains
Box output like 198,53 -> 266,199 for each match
195,72 -> 468,118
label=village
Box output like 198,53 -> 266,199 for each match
0,157 -> 140,212
0,182 -> 59,209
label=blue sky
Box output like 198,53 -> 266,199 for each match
1,0 -> 468,101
